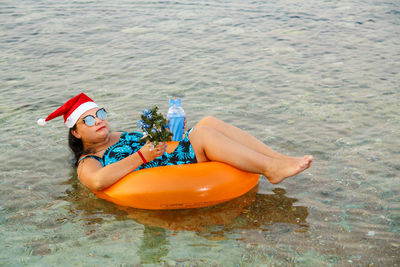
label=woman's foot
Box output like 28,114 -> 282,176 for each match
265,155 -> 313,184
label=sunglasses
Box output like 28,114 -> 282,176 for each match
81,108 -> 107,126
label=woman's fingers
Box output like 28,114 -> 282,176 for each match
142,142 -> 167,162
155,142 -> 167,154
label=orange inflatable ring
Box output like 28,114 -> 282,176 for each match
91,142 -> 260,210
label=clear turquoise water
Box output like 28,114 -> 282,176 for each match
1,0 -> 399,266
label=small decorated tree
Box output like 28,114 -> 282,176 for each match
137,106 -> 173,145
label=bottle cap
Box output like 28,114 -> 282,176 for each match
169,98 -> 181,107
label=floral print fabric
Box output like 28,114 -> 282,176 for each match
79,129 -> 197,170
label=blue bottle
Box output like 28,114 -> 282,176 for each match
167,98 -> 185,141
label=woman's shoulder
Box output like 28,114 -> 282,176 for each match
78,154 -> 103,165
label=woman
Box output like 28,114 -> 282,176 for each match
38,93 -> 313,191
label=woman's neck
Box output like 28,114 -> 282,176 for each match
83,132 -> 115,155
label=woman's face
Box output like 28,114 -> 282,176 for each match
71,107 -> 111,143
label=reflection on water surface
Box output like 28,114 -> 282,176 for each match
62,174 -> 310,265
62,174 -> 309,233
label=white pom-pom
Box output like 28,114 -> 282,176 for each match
37,118 -> 47,126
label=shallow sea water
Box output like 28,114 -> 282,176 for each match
1,0 -> 399,266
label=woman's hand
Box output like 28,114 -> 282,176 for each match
140,142 -> 168,163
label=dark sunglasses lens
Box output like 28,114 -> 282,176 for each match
83,115 -> 95,126
97,108 -> 107,120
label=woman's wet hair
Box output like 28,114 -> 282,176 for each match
68,125 -> 84,166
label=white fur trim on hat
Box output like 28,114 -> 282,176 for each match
65,102 -> 99,128
37,118 -> 47,126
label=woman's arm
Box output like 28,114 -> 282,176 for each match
77,142 -> 167,191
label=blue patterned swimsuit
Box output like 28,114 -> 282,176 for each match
79,129 -> 197,169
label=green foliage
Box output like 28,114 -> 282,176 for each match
137,106 -> 172,145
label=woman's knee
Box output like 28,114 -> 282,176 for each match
197,116 -> 220,127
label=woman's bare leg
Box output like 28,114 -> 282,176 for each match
195,116 -> 290,160
189,125 -> 313,184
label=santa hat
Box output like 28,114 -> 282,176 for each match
37,93 -> 99,128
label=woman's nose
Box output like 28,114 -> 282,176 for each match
95,117 -> 102,124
